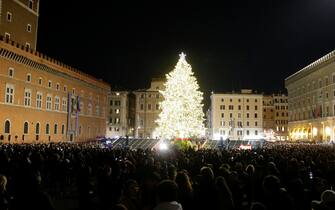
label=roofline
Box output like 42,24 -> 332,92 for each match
285,50 -> 335,83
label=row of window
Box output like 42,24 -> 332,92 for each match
140,94 -> 160,99
291,74 -> 335,97
220,121 -> 259,127
291,90 -> 335,109
221,98 -> 259,103
220,105 -> 259,110
219,130 -> 259,136
110,100 -> 121,106
4,85 -> 102,116
3,120 -> 65,135
7,68 -> 79,94
221,113 -> 259,119
140,103 -> 160,111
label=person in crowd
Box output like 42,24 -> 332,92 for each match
154,180 -> 182,210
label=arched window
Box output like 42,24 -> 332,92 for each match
54,124 -> 58,134
24,122 -> 29,134
36,122 -> 40,134
4,120 -> 10,133
46,123 -> 50,135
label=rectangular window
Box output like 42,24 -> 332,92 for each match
255,121 -> 258,126
246,121 -> 250,126
5,84 -> 14,104
48,80 -> 52,88
36,92 -> 42,109
54,124 -> 58,134
140,104 -> 144,110
221,113 -> 224,118
38,77 -> 42,85
24,89 -> 31,106
247,130 -> 250,135
8,68 -> 14,77
246,105 -> 249,110
62,124 -> 65,135
255,105 -> 258,110
46,95 -> 52,110
238,105 -> 241,110
56,83 -> 60,91
26,74 -> 31,82
115,109 -> 120,114
246,113 -> 249,118
54,97 -> 60,111
255,130 -> 258,135
148,104 -> 152,110
62,98 -> 67,112
255,113 -> 258,118
156,104 -> 159,110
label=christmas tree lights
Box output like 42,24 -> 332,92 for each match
155,53 -> 205,140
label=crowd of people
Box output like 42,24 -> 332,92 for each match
0,141 -> 334,210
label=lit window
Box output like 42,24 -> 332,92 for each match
46,95 -> 52,110
5,84 -> 14,104
27,24 -> 32,32
24,89 -> 31,107
62,98 -> 67,111
115,109 -> 120,114
54,96 -> 60,111
8,67 -> 14,77
7,12 -> 12,22
25,42 -> 30,49
36,92 -> 42,109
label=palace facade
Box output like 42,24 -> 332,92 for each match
0,38 -> 110,143
285,50 -> 335,142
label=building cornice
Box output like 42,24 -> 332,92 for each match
0,38 -> 110,92
285,50 -> 335,85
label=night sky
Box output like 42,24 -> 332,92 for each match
37,1 -> 335,107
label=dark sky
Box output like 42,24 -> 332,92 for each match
37,1 -> 335,100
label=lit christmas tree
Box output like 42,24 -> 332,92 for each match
155,53 -> 205,140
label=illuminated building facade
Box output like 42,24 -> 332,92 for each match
263,94 -> 288,140
106,91 -> 135,138
209,89 -> 263,140
0,0 -> 39,50
285,50 -> 335,142
0,38 -> 110,143
133,78 -> 164,138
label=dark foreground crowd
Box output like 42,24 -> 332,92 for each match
0,142 -> 335,210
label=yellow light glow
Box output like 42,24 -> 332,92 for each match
325,126 -> 331,136
312,127 -> 318,136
